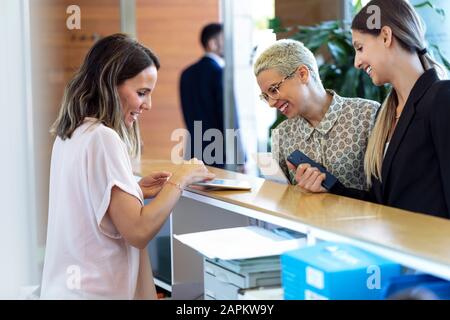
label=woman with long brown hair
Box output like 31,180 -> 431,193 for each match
293,0 -> 450,219
41,34 -> 214,299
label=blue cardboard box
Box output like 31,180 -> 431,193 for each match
281,242 -> 401,300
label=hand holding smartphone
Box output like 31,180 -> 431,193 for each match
287,150 -> 337,190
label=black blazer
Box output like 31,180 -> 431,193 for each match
179,56 -> 225,167
331,69 -> 450,219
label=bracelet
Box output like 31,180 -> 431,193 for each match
166,180 -> 183,191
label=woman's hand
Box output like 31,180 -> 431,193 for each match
171,158 -> 215,188
139,171 -> 172,198
286,161 -> 328,193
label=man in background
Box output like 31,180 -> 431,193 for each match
180,23 -> 244,170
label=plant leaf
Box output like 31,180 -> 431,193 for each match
327,36 -> 354,66
414,1 -> 446,19
296,31 -> 328,53
268,17 -> 287,33
340,67 -> 360,97
430,44 -> 450,73
353,0 -> 363,16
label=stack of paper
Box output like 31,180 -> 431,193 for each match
174,226 -> 306,260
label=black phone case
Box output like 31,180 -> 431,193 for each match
287,150 -> 337,190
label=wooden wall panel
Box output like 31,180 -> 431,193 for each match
136,0 -> 220,160
275,0 -> 344,37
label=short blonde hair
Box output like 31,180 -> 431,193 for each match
254,39 -> 320,82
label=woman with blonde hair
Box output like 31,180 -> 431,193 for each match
294,0 -> 450,219
254,39 -> 379,190
41,34 -> 214,299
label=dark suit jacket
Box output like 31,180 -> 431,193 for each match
331,69 -> 450,219
180,56 -> 226,167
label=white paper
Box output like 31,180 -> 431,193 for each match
174,226 -> 306,260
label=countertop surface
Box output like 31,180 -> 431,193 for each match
137,159 -> 450,270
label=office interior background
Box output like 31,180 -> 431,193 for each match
1,0 -> 450,299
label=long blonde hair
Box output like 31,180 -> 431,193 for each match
51,33 -> 160,157
352,0 -> 446,186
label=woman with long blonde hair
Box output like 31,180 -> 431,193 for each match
41,34 -> 214,299
293,0 -> 450,219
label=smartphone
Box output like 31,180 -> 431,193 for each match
192,179 -> 252,190
287,150 -> 337,190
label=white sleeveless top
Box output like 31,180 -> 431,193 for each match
41,118 -> 151,299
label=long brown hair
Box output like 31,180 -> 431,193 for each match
51,33 -> 160,157
352,0 -> 445,186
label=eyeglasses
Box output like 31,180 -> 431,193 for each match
259,68 -> 297,103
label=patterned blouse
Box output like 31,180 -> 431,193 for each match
272,90 -> 380,190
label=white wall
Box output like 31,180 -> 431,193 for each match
0,0 -> 39,298
223,0 -> 277,175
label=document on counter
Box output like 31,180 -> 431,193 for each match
173,226 -> 306,260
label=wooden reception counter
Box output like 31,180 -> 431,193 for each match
137,160 -> 450,298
